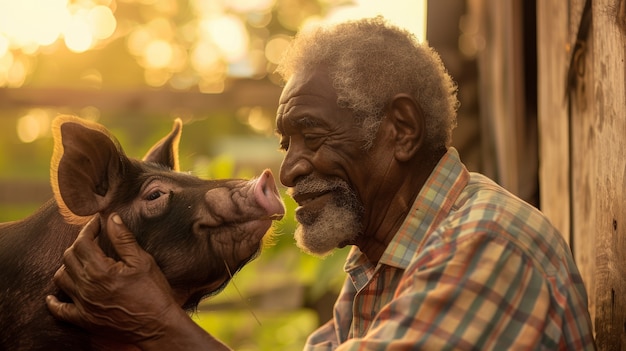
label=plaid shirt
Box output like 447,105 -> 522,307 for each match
304,148 -> 595,350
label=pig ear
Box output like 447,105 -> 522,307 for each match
50,115 -> 128,222
142,118 -> 182,171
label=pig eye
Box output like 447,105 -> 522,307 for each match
146,190 -> 163,201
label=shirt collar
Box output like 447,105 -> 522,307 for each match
345,147 -> 469,273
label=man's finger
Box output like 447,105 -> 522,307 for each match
71,215 -> 106,259
52,265 -> 78,298
106,213 -> 147,266
45,295 -> 84,328
76,215 -> 101,242
65,215 -> 111,273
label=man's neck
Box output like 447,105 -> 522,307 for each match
357,148 -> 445,264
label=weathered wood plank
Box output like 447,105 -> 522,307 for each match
537,0 -> 571,242
569,0 -> 598,333
592,0 -> 626,349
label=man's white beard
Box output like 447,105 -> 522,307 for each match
290,175 -> 364,257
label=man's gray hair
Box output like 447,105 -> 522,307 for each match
276,16 -> 459,151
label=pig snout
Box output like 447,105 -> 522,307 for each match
253,169 -> 285,220
199,169 -> 285,226
177,168 -> 286,299
196,169 -> 285,269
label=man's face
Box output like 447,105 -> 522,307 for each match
275,67 -> 378,256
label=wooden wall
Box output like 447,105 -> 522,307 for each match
538,0 -> 626,349
474,0 -> 625,348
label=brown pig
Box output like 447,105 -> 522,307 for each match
0,115 -> 285,350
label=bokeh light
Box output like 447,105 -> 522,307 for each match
0,0 -> 425,89
0,0 -> 68,50
16,109 -> 51,143
265,35 -> 291,65
88,6 -> 117,40
305,0 -> 427,42
200,15 -> 249,61
64,12 -> 95,53
144,39 -> 174,69
0,0 -> 119,86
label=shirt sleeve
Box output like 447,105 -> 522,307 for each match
307,231 -> 584,350
305,273 -> 357,351
304,319 -> 340,350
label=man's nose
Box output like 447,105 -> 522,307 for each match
279,150 -> 312,187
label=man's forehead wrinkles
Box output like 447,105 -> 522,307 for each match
295,116 -> 322,128
285,115 -> 326,131
280,100 -> 322,127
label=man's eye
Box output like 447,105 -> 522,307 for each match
304,134 -> 323,148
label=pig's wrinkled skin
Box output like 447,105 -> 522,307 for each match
0,115 -> 284,350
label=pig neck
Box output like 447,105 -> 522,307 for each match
93,224 -> 228,309
91,337 -> 140,351
36,202 -> 140,351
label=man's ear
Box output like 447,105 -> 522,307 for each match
387,93 -> 425,162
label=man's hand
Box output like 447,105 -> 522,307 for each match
46,213 -> 179,344
46,213 -> 232,350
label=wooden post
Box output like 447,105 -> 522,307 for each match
591,0 -> 626,349
538,0 -> 626,348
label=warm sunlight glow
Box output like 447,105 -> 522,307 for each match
0,0 -> 118,86
127,27 -> 152,57
0,0 -> 425,89
88,6 -> 117,40
200,15 -> 248,61
0,35 -> 8,57
265,35 -> 290,64
0,0 -> 69,49
16,109 -> 50,143
63,6 -> 118,53
310,0 -> 428,42
144,39 -> 173,69
226,0 -> 275,12
17,116 -> 40,144
191,42 -> 221,74
144,69 -> 171,87
247,106 -> 272,133
6,59 -> 26,87
64,13 -> 94,53
0,0 -> 117,54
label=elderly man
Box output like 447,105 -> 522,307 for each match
47,16 -> 596,350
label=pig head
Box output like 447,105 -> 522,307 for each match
0,115 -> 285,350
52,115 -> 285,308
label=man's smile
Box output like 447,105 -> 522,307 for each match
292,191 -> 332,208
